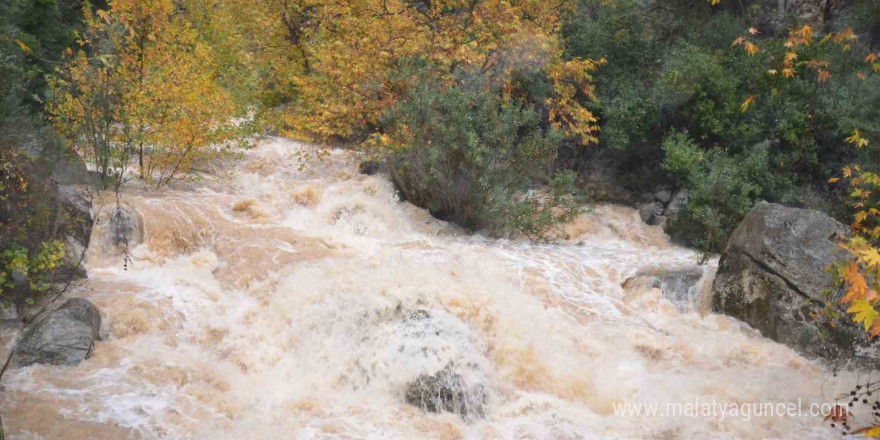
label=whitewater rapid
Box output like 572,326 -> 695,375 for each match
0,138 -> 855,439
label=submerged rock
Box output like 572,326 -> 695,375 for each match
405,362 -> 486,421
96,205 -> 143,252
711,202 -> 866,361
623,265 -> 707,313
109,205 -> 143,247
13,298 -> 101,367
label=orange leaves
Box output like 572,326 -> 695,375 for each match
740,95 -> 755,113
867,53 -> 879,63
826,405 -> 850,424
748,27 -> 759,35
841,262 -> 868,304
731,34 -> 759,55
833,159 -> 880,340
743,42 -> 759,56
817,69 -> 831,83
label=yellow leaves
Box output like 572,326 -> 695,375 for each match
96,9 -> 112,24
798,25 -> 813,45
767,69 -> 778,75
858,247 -> 880,272
13,38 -> 31,53
740,95 -> 755,113
781,68 -> 796,78
853,426 -> 880,437
748,27 -> 759,35
743,41 -> 759,56
829,177 -> 841,183
847,300 -> 878,332
546,57 -> 603,146
846,129 -> 870,149
49,0 -> 247,188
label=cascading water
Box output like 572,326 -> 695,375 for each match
0,138 -> 857,439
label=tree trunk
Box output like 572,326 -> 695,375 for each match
822,0 -> 833,24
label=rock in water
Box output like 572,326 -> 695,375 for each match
711,201 -> 862,360
623,265 -> 706,313
405,362 -> 486,421
13,298 -> 101,367
108,205 -> 143,248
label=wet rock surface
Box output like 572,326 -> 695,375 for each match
711,201 -> 867,361
13,298 -> 101,367
623,265 -> 707,313
405,362 -> 486,421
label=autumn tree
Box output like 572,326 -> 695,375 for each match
48,0 -> 252,189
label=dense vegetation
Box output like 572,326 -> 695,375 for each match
2,0 -> 880,331
564,0 -> 880,251
0,0 -> 104,304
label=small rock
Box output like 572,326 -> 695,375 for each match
103,205 -> 143,250
13,298 -> 101,367
639,202 -> 663,223
405,362 -> 486,421
646,214 -> 667,227
654,189 -> 672,204
663,190 -> 688,218
359,160 -> 383,175
0,302 -> 18,322
623,266 -> 707,313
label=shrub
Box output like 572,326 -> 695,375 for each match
376,73 -> 584,242
662,131 -> 796,252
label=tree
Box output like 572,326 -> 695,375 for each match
48,0 -> 252,189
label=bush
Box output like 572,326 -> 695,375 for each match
377,72 -> 584,242
562,2 -> 880,249
661,131 -> 797,252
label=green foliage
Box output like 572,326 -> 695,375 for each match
563,1 -> 880,251
378,70 -> 584,241
0,241 -> 65,297
661,131 -> 796,252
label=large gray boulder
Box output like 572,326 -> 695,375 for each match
13,298 -> 101,367
712,201 -> 862,360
